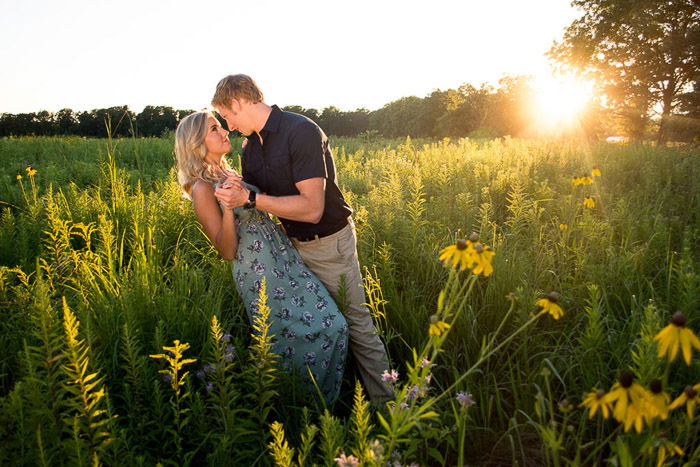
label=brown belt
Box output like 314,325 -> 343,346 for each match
291,219 -> 349,242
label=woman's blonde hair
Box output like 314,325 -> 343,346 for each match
174,111 -> 231,197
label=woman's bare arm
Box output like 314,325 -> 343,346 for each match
191,181 -> 238,260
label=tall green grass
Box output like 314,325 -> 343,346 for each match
0,135 -> 698,465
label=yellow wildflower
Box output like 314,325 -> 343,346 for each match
604,371 -> 648,433
438,236 -> 476,271
579,388 -> 611,419
580,176 -> 594,185
149,340 -> 197,394
429,315 -> 450,337
536,292 -> 564,320
645,379 -> 670,421
654,311 -> 700,365
16,174 -> 22,180
27,168 -> 37,176
668,384 -> 700,418
471,243 -> 495,277
583,197 -> 595,209
591,167 -> 601,177
559,223 -> 567,230
572,176 -> 582,186
651,436 -> 684,467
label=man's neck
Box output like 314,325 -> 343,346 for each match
250,103 -> 273,137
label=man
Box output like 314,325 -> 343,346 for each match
211,74 -> 393,404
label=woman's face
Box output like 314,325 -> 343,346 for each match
204,116 -> 231,156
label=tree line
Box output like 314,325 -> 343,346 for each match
2,0 -> 699,143
0,77 -> 580,140
0,106 -> 192,139
1,73 -> 697,141
1,76 -> 698,143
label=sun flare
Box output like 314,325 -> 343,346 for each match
532,75 -> 594,128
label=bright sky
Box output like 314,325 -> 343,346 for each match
0,0 -> 580,114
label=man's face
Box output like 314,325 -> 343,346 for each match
216,101 -> 249,136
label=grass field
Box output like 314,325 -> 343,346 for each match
0,134 -> 699,466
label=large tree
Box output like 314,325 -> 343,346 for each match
135,106 -> 179,137
550,0 -> 700,142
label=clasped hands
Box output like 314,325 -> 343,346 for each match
214,170 -> 249,210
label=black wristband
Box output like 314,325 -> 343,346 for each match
243,190 -> 256,209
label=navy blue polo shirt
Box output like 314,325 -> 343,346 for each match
240,105 -> 352,238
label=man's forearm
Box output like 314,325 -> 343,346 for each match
255,192 -> 324,224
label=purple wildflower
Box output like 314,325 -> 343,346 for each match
224,345 -> 236,361
406,384 -> 420,400
456,391 -> 475,409
333,452 -> 359,466
381,369 -> 399,383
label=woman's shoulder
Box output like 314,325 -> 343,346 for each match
191,179 -> 216,199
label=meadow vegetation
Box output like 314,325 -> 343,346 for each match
0,134 -> 699,465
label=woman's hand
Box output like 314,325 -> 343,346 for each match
215,183 -> 248,210
220,173 -> 243,190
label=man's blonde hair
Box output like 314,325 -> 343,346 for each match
174,111 -> 232,197
211,74 -> 264,109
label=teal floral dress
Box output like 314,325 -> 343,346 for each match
228,184 -> 348,405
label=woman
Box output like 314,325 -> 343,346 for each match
174,111 -> 348,405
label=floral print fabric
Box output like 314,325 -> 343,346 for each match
230,199 -> 348,404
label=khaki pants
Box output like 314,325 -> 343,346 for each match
291,218 -> 394,404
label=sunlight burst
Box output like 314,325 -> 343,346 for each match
532,75 -> 594,128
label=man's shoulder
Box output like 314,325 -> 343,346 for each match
280,109 -> 320,130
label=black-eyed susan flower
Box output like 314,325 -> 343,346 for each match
536,292 -> 564,320
604,371 -> 648,433
654,311 -> 700,365
668,383 -> 700,418
27,167 -> 37,176
591,167 -> 601,177
429,314 -> 451,337
583,197 -> 595,209
16,174 -> 22,180
438,238 -> 475,271
571,176 -> 582,186
580,176 -> 594,185
471,243 -> 495,277
559,223 -> 568,230
579,388 -> 611,419
558,398 -> 573,413
645,379 -> 670,421
649,435 -> 684,467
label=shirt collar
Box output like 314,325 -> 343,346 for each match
261,104 -> 282,134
